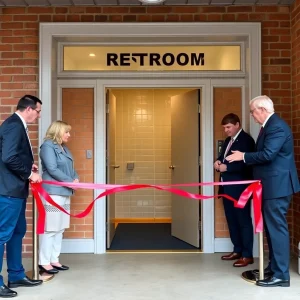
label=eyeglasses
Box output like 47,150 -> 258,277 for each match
250,107 -> 258,115
33,108 -> 41,114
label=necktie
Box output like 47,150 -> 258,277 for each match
223,138 -> 234,162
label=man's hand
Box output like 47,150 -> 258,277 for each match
214,160 -> 221,171
32,164 -> 39,172
29,172 -> 42,183
225,150 -> 244,163
218,164 -> 227,172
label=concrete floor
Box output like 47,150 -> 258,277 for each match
2,253 -> 300,300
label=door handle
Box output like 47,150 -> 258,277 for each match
169,165 -> 175,170
111,165 -> 120,169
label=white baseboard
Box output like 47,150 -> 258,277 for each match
61,239 -> 94,253
214,238 -> 233,253
214,237 -> 259,257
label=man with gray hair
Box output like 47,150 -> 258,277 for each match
226,95 -> 299,287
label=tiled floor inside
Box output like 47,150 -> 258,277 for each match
2,253 -> 300,300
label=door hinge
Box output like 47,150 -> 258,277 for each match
198,221 -> 202,231
106,103 -> 109,114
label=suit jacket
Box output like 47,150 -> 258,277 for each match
0,113 -> 33,198
244,113 -> 300,199
40,139 -> 79,196
218,129 -> 255,199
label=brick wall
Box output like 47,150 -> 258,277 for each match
291,0 -> 300,254
0,5 -> 296,255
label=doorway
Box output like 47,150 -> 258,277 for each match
106,88 -> 201,251
56,78 -> 250,254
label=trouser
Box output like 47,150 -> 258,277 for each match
0,195 -> 26,286
223,197 -> 254,257
263,196 -> 291,280
39,229 -> 64,265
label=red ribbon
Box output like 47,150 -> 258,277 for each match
30,180 -> 262,235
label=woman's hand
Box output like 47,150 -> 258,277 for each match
72,178 -> 79,190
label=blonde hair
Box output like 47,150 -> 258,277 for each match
250,95 -> 275,113
44,120 -> 71,144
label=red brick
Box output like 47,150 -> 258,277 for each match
55,7 -> 68,14
39,15 -> 53,22
269,14 -> 290,20
1,83 -> 23,89
13,44 -> 38,51
0,30 -> 13,36
27,7 -> 53,14
2,8 -> 26,14
53,15 -> 66,22
103,7 -> 129,14
2,67 -> 23,74
13,15 -> 38,22
13,59 -> 37,66
201,7 -> 226,13
2,37 -> 23,43
13,75 -> 36,82
207,14 -> 222,21
0,44 -> 12,51
69,7 -> 85,14
13,30 -> 38,36
1,52 -> 23,59
67,15 -> 81,22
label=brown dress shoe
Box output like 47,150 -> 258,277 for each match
221,252 -> 241,261
233,257 -> 254,267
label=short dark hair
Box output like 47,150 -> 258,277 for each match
221,113 -> 240,126
17,95 -> 42,111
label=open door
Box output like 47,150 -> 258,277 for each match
171,89 -> 200,248
106,90 -> 117,248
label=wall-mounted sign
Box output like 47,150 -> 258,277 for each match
106,52 -> 205,67
64,45 -> 241,71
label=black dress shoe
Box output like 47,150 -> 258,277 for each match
51,264 -> 69,271
8,276 -> 43,288
256,276 -> 290,287
38,265 -> 59,274
0,285 -> 17,298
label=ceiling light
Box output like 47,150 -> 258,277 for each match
139,0 -> 166,4
89,53 -> 95,57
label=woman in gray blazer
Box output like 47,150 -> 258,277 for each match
38,121 -> 79,274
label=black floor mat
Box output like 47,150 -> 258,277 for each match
109,223 -> 199,250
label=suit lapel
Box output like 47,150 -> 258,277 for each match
255,114 -> 276,149
13,114 -> 34,160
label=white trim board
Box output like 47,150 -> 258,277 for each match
61,239 -> 94,254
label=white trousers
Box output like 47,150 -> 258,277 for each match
39,229 -> 64,265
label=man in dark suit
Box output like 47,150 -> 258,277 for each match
226,95 -> 300,287
214,113 -> 255,268
0,95 -> 43,298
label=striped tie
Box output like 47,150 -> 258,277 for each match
223,138 -> 234,162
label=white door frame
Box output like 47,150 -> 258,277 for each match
40,22 -> 261,254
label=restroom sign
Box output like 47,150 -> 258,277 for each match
63,45 -> 241,71
107,52 -> 205,67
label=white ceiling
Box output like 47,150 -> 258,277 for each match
0,0 -> 295,7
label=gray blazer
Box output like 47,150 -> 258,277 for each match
40,139 -> 79,196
